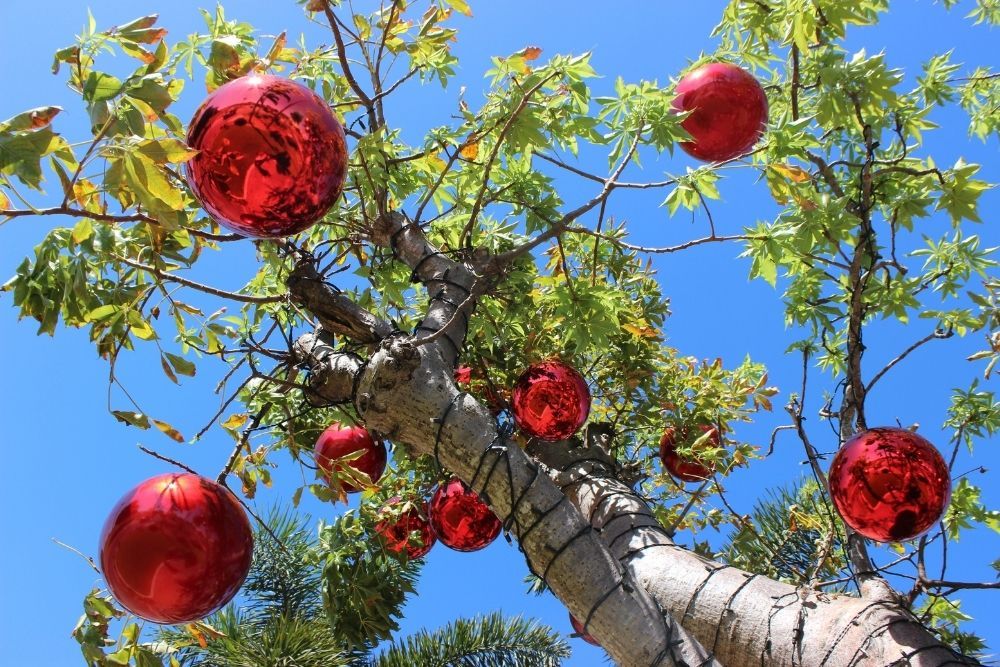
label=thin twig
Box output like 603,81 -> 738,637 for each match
460,73 -> 559,247
865,328 -> 953,393
138,445 -> 198,474
116,256 -> 284,304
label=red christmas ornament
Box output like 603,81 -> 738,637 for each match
511,360 -> 590,441
186,74 -> 348,238
828,427 -> 951,543
99,473 -> 253,624
454,365 -> 507,415
428,478 -> 502,552
659,424 -> 718,483
570,613 -> 600,646
672,62 -> 768,163
374,497 -> 436,559
314,423 -> 387,493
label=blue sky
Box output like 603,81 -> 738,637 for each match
0,1 -> 997,664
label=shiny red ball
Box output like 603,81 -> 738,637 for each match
374,497 -> 436,559
315,423 -> 387,493
186,74 -> 348,238
673,62 -> 768,163
428,478 -> 503,552
511,360 -> 590,441
828,427 -> 951,543
99,473 -> 253,624
570,613 -> 600,646
659,424 -> 718,483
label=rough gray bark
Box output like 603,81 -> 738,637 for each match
287,212 -> 977,667
528,438 -> 977,667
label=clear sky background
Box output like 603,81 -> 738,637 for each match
0,1 -> 997,664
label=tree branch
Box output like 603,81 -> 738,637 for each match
1,205 -> 241,242
116,256 -> 284,304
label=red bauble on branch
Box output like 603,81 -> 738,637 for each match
186,74 -> 348,238
374,497 -> 437,559
454,365 -> 507,415
828,427 -> 952,543
672,62 -> 768,163
314,423 -> 388,493
428,477 -> 503,552
511,360 -> 590,441
570,613 -> 600,647
99,473 -> 253,624
659,424 -> 719,483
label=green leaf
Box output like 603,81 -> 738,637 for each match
443,0 -> 473,17
71,218 -> 94,244
136,137 -> 198,164
0,106 -> 62,133
160,353 -> 179,384
164,352 -> 196,377
83,71 -> 123,102
112,410 -> 151,429
127,309 -> 157,340
85,304 -> 120,322
0,127 -> 70,189
122,152 -> 185,224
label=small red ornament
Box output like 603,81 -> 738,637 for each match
99,473 -> 253,624
569,613 -> 600,646
672,62 -> 768,163
186,74 -> 348,238
511,360 -> 590,441
428,478 -> 503,552
455,365 -> 506,415
828,427 -> 951,543
659,424 -> 718,483
374,497 -> 436,559
314,423 -> 387,493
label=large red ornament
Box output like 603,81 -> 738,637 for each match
186,74 -> 348,238
428,478 -> 503,552
99,473 -> 253,624
659,424 -> 719,483
374,497 -> 436,559
511,360 -> 590,441
570,614 -> 600,646
672,62 -> 768,163
828,427 -> 951,543
314,423 -> 387,493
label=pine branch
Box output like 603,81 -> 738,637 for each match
370,613 -> 571,667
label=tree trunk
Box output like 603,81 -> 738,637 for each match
287,212 -> 978,667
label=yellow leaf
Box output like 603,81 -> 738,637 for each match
185,621 -> 225,648
521,46 -> 543,61
152,419 -> 185,443
459,138 -> 479,160
770,163 -> 811,183
73,179 -> 100,209
0,189 -> 9,209
425,153 -> 447,172
623,322 -> 660,339
222,413 -> 248,431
